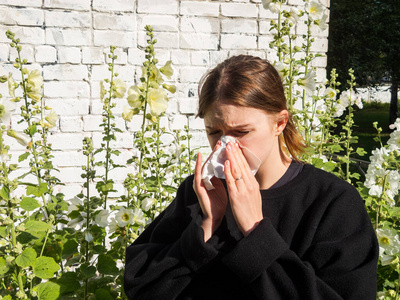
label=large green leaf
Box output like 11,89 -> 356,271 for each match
20,197 -> 41,211
62,239 -> 78,259
25,220 -> 52,233
97,254 -> 119,275
15,247 -> 37,268
55,272 -> 81,294
36,281 -> 60,300
34,256 -> 60,279
0,226 -> 8,238
0,185 -> 10,200
0,257 -> 9,275
80,263 -> 96,279
95,289 -> 113,300
26,183 -> 49,197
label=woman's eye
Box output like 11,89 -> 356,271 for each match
207,131 -> 220,136
236,131 -> 249,135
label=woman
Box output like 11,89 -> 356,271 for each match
124,55 -> 378,299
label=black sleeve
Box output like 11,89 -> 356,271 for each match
123,176 -> 220,299
221,186 -> 379,299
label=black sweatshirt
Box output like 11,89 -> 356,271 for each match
124,164 -> 379,299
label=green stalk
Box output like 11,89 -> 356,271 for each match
155,120 -> 163,209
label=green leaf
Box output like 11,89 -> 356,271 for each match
0,185 -> 10,200
2,296 -> 12,300
26,183 -> 49,197
65,254 -> 81,267
80,263 -> 96,279
356,147 -> 367,156
20,197 -> 41,211
62,239 -> 78,259
15,247 -> 37,268
55,272 -> 81,294
36,281 -> 60,300
30,124 -> 37,136
25,220 -> 52,233
19,152 -> 30,162
95,289 -> 114,300
0,257 -> 9,275
34,256 -> 60,279
0,226 -> 7,238
97,254 -> 119,275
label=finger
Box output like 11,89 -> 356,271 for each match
224,159 -> 238,194
225,143 -> 242,181
233,142 -> 253,178
194,152 -> 203,190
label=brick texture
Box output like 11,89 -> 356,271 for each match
0,0 -> 330,186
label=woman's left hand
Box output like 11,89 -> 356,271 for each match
224,141 -> 263,237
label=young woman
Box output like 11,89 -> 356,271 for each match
124,55 -> 378,299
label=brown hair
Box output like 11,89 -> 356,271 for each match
197,55 -> 305,161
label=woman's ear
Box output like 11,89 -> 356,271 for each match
274,110 -> 289,136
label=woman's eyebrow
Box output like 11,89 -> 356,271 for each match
205,124 -> 251,129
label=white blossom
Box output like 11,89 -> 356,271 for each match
376,228 -> 400,255
115,207 -> 134,227
95,209 -> 109,227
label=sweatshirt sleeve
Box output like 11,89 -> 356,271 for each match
123,176 -> 220,300
221,186 -> 379,300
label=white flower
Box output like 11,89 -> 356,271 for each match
7,130 -> 29,146
389,118 -> 400,130
297,71 -> 316,95
340,89 -> 362,109
26,70 -> 43,102
307,1 -> 324,20
100,81 -> 106,101
315,14 -> 328,31
160,60 -> 173,79
122,106 -> 136,122
369,147 -> 390,165
95,209 -> 109,227
365,167 -> 387,197
261,0 -> 272,10
380,254 -> 395,266
113,78 -> 126,98
324,87 -> 336,99
387,130 -> 400,151
142,197 -> 156,211
44,110 -> 58,128
376,228 -> 400,255
132,208 -> 146,225
274,61 -> 289,78
0,98 -> 16,125
108,218 -> 119,233
84,232 -> 93,242
127,86 -> 142,108
115,207 -> 134,227
287,7 -> 301,23
7,73 -> 18,98
148,88 -> 168,116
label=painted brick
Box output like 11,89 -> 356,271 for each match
46,29 -> 91,46
179,98 -> 198,115
171,114 -> 188,130
45,99 -> 90,116
10,45 -> 34,63
180,33 -> 219,50
221,3 -> 258,18
188,115 -> 204,130
222,19 -> 257,34
93,30 -> 135,47
191,51 -> 210,66
138,15 -> 178,32
259,20 -> 271,35
57,167 -> 86,183
90,65 -> 134,82
0,0 -> 41,7
43,0 -> 91,11
259,5 -> 279,19
93,0 -> 135,12
258,35 -> 273,50
313,37 -> 328,53
47,133 -> 89,150
190,131 -> 209,148
137,31 -> 178,49
125,114 -> 144,132
58,47 -> 81,64
137,0 -> 178,14
128,48 -> 146,66
105,48 -> 128,65
180,2 -> 220,17
45,11 -> 91,28
35,45 -> 57,63
52,150 -> 86,167
43,65 -> 88,81
94,13 -> 135,31
83,115 -> 104,132
0,44 -> 9,62
170,50 -> 191,65
44,81 -> 90,98
82,47 -> 105,65
60,116 -> 84,132
181,17 -> 219,33
209,50 -> 230,65
221,34 -> 257,49
0,26 -> 45,44
0,7 -> 43,26
180,67 -> 207,83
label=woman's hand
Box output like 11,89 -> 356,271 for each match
224,141 -> 263,237
193,148 -> 228,242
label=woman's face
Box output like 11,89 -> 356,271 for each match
203,101 -> 285,174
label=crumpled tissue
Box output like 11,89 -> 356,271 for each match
201,135 -> 261,190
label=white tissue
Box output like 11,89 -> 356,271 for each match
201,135 -> 261,190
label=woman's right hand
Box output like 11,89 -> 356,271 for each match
193,151 -> 228,242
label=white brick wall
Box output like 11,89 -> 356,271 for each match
0,0 -> 330,188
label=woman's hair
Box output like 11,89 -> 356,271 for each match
197,55 -> 305,161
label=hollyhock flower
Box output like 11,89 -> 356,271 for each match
307,1 -> 324,20
380,254 -> 395,266
269,2 -> 282,13
369,147 -> 390,166
84,232 -> 93,242
100,81 -> 106,101
274,61 -> 289,78
95,209 -> 109,227
324,87 -> 336,99
261,0 -> 272,9
115,207 -> 134,227
148,88 -> 168,116
44,110 -> 58,128
7,73 -> 18,98
143,66 -> 163,85
376,228 -> 400,255
387,130 -> 400,151
113,78 -> 126,98
297,71 -> 316,95
142,197 -> 156,211
315,14 -> 328,31
389,118 -> 400,130
0,98 -> 16,125
162,83 -> 176,94
132,208 -> 146,225
127,86 -> 142,108
160,60 -> 173,79
340,89 -> 362,109
287,7 -> 301,23
7,130 -> 29,146
122,106 -> 136,122
108,218 -> 119,233
27,70 -> 43,91
365,167 -> 388,197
